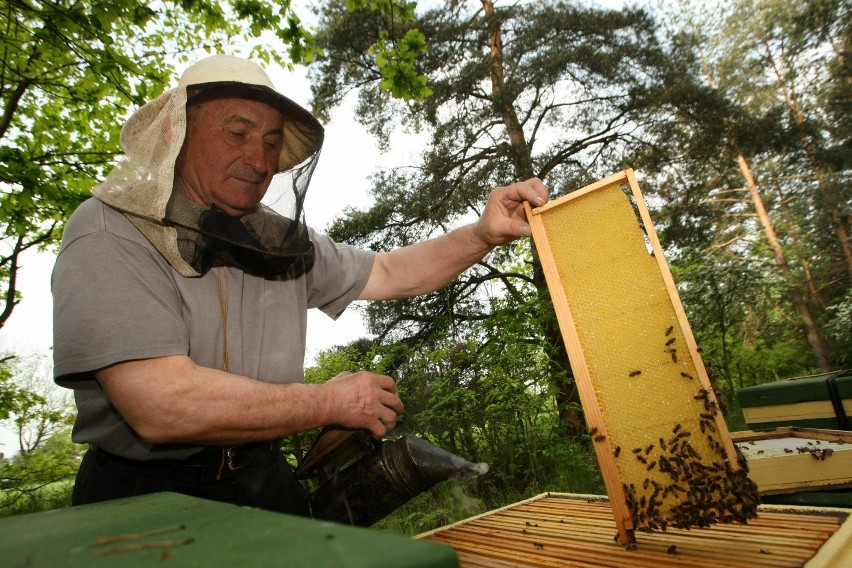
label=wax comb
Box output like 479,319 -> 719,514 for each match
525,169 -> 758,544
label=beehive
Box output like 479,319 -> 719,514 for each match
525,170 -> 758,544
419,492 -> 852,568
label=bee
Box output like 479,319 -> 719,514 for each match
645,444 -> 654,455
533,542 -> 545,550
784,448 -> 793,454
665,338 -> 676,346
637,455 -> 648,464
594,434 -> 606,442
629,370 -> 642,377
667,545 -> 678,555
614,446 -> 622,457
589,426 -> 598,436
673,423 -> 682,433
665,325 -> 674,336
647,461 -> 657,471
632,447 -> 643,454
680,372 -> 694,380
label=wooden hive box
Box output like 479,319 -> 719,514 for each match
736,371 -> 852,432
522,169 -> 757,543
417,492 -> 852,568
733,427 -> 852,497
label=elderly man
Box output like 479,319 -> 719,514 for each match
52,54 -> 548,516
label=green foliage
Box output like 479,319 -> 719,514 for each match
346,1 -> 430,102
373,480 -> 486,535
0,428 -> 82,518
372,28 -> 433,101
0,362 -> 43,424
0,353 -> 80,517
825,290 -> 852,367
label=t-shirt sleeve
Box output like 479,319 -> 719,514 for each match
52,223 -> 189,387
305,230 -> 376,319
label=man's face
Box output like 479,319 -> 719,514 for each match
177,97 -> 285,217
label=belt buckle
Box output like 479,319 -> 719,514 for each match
225,446 -> 244,470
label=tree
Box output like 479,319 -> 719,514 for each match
1,352 -> 70,455
309,0 -> 671,432
0,353 -> 79,516
641,0 -> 852,372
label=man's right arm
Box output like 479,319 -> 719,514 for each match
95,355 -> 403,445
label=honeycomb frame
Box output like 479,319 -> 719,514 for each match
525,169 -> 758,544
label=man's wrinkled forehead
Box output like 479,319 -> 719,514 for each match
186,97 -> 285,135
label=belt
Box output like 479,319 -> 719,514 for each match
91,441 -> 279,480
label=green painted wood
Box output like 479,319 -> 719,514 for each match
0,492 -> 459,567
737,375 -> 835,408
736,371 -> 852,430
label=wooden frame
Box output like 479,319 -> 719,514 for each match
524,170 -> 752,544
732,427 -> 852,495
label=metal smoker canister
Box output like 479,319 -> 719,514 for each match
308,434 -> 487,526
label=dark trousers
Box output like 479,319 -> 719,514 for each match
73,443 -> 309,516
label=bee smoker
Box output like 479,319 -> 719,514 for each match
296,429 -> 488,527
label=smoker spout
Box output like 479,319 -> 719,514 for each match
308,434 -> 488,527
403,434 -> 489,484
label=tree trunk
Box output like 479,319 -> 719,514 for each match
761,37 -> 852,279
481,0 -> 584,432
736,153 -> 832,371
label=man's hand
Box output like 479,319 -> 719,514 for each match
472,177 -> 549,248
324,371 -> 404,438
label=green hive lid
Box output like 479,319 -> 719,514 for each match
0,492 -> 459,568
737,372 -> 839,408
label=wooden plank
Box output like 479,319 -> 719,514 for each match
743,400 -> 842,423
418,493 -> 850,568
523,170 -> 758,540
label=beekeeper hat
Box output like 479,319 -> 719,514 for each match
126,54 -> 324,173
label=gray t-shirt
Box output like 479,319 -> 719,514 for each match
52,198 -> 375,460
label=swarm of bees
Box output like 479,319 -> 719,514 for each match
614,325 -> 760,533
797,445 -> 835,460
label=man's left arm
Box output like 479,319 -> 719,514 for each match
359,178 -> 548,301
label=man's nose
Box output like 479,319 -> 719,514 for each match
241,142 -> 269,177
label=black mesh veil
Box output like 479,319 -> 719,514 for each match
165,150 -> 320,278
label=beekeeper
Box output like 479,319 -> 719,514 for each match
52,54 -> 548,515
